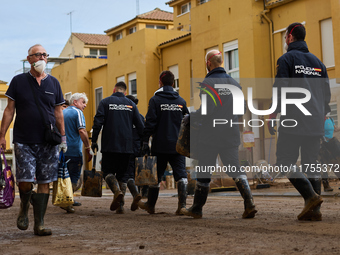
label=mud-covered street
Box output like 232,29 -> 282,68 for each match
1,184 -> 340,255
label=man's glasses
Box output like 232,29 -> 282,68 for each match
29,52 -> 49,58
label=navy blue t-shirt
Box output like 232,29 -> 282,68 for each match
5,72 -> 64,144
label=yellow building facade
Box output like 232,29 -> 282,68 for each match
52,0 -> 340,165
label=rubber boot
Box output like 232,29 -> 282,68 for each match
307,176 -> 322,221
31,193 -> 52,236
180,183 -> 209,219
138,186 -> 159,214
234,177 -> 257,219
17,188 -> 32,230
72,182 -> 81,206
287,171 -> 323,221
116,182 -> 127,214
105,174 -> 123,211
127,179 -> 142,211
175,179 -> 187,215
322,179 -> 333,192
141,186 -> 149,198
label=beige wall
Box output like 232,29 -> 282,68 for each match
0,84 -> 13,149
51,58 -> 108,131
106,28 -> 188,115
161,38 -> 192,106
59,35 -> 85,58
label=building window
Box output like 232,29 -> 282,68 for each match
329,103 -> 338,126
146,24 -> 166,29
95,87 -> 103,111
90,49 -> 107,56
190,59 -> 193,99
181,2 -> 191,15
169,65 -> 179,92
282,32 -> 287,54
198,0 -> 209,5
223,40 -> 239,79
321,18 -> 335,68
129,26 -> 136,34
0,98 -> 7,119
64,92 -> 72,104
117,75 -> 125,83
116,32 -> 122,41
128,72 -> 137,97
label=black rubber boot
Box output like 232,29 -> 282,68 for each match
31,193 -> 52,236
141,186 -> 149,198
322,179 -> 333,192
105,174 -> 123,211
72,183 -> 82,206
127,179 -> 142,211
116,182 -> 127,214
180,184 -> 209,219
138,186 -> 159,214
287,171 -> 323,220
234,177 -> 257,219
17,188 -> 32,230
306,176 -> 322,221
175,180 -> 187,215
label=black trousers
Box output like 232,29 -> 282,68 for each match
276,132 -> 321,176
153,153 -> 187,184
124,154 -> 138,181
101,152 -> 131,182
195,145 -> 243,183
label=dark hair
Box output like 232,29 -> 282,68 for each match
126,95 -> 139,105
115,81 -> 127,91
286,22 -> 306,41
159,71 -> 174,87
64,99 -> 70,106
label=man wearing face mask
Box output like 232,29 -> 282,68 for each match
267,23 -> 331,221
181,50 -> 257,219
0,44 -> 66,236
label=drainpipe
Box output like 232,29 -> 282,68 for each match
153,47 -> 161,74
261,9 -> 275,78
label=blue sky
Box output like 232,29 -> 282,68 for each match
0,0 -> 172,84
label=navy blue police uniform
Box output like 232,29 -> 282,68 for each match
92,92 -> 144,181
273,40 -> 331,171
192,67 -> 244,183
143,85 -> 189,183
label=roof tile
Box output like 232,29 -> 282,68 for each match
72,33 -> 110,46
137,8 -> 173,21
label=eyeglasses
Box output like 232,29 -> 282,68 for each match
29,52 -> 49,58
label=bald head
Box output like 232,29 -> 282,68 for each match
205,50 -> 223,72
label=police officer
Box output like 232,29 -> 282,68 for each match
138,71 -> 189,215
91,82 -> 144,213
267,22 -> 331,221
181,50 -> 257,219
123,95 -> 144,211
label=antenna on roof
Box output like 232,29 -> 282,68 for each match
67,11 -> 75,34
136,0 -> 139,15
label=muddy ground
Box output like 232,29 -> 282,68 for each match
1,183 -> 340,255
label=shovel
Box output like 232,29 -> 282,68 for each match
81,151 -> 103,197
135,155 -> 158,186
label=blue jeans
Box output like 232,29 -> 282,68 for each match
65,156 -> 83,184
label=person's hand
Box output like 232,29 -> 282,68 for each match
0,137 -> 6,151
59,136 -> 67,153
85,148 -> 93,162
91,142 -> 98,153
267,113 -> 277,135
140,141 -> 150,156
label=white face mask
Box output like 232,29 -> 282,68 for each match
284,42 -> 288,52
32,60 -> 46,74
